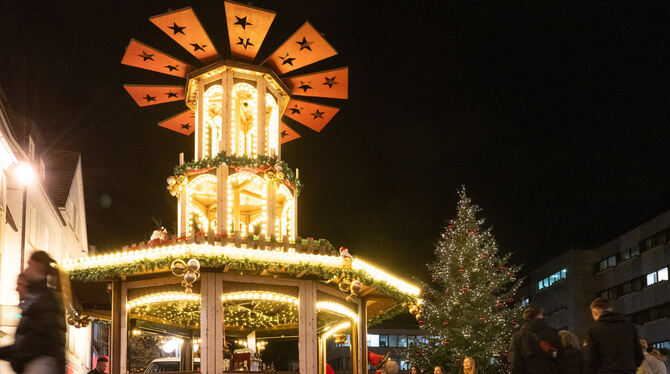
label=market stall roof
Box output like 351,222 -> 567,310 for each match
62,241 -> 420,315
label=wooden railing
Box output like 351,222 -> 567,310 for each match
120,232 -> 337,256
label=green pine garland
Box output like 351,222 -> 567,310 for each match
67,255 -> 416,306
173,152 -> 302,193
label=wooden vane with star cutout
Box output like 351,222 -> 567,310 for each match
121,1 -> 347,140
121,39 -> 193,78
283,99 -> 339,132
283,67 -> 348,99
263,22 -> 338,75
158,109 -> 195,135
123,85 -> 184,107
224,1 -> 275,61
150,7 -> 219,62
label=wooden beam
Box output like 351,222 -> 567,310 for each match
110,281 -> 122,374
360,286 -> 377,297
295,270 -> 307,278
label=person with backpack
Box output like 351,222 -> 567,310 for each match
584,297 -> 643,374
508,306 -> 563,374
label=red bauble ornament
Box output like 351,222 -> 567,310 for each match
443,321 -> 448,325
508,297 -> 514,301
457,269 -> 464,272
479,317 -> 486,320
499,266 -> 506,270
461,287 -> 468,291
482,254 -> 488,258
496,302 -> 504,307
448,225 -> 454,229
443,340 -> 450,345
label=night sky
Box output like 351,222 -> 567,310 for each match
1,1 -> 669,281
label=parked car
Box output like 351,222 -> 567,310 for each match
143,358 -> 200,373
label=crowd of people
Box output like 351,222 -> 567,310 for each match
508,298 -> 667,374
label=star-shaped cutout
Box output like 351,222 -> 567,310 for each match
298,81 -> 312,93
296,37 -> 313,51
280,53 -> 295,66
143,94 -> 156,102
323,76 -> 338,88
236,37 -> 254,50
311,109 -> 325,119
281,130 -> 288,138
180,123 -> 191,130
167,22 -> 186,35
166,92 -> 178,98
234,16 -> 252,29
138,51 -> 154,61
165,64 -> 179,72
289,105 -> 303,114
190,43 -> 207,52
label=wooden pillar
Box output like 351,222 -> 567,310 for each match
216,165 -> 228,237
357,298 -> 368,374
201,272 -> 224,374
233,189 -> 240,233
225,71 -> 234,155
299,281 -> 317,374
220,70 -> 231,154
110,281 -> 122,374
196,79 -> 205,160
266,182 -> 276,239
178,153 -> 187,238
257,78 -> 267,156
293,169 -> 299,238
120,282 -> 128,374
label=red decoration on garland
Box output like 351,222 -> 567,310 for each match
479,317 -> 486,320
461,287 -> 468,291
499,266 -> 506,270
443,340 -> 450,345
482,254 -> 488,258
443,321 -> 448,325
496,302 -> 504,307
458,269 -> 464,272
507,297 -> 514,301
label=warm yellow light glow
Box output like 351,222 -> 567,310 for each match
61,244 -> 420,297
221,291 -> 298,305
322,321 -> 351,340
13,162 -> 36,186
316,301 -> 357,319
126,292 -> 200,310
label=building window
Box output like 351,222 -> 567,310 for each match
538,269 -> 567,290
367,334 -> 379,348
598,255 -> 617,272
647,272 -> 658,286
389,335 -> 397,347
647,267 -> 669,286
622,245 -> 640,260
380,335 -> 388,347
398,335 -> 407,347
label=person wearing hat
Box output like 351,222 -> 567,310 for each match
368,351 -> 399,374
508,306 -> 563,374
0,251 -> 66,374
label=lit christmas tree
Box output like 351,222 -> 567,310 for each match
409,187 -> 521,373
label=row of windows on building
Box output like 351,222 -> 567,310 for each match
538,269 -> 567,290
596,228 -> 670,273
629,301 -> 670,325
599,266 -> 670,300
367,334 -> 428,348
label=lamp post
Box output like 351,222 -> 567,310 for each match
13,162 -> 35,271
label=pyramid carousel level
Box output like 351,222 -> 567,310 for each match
62,3 -> 420,374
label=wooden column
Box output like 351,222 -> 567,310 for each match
196,79 -> 205,160
357,299 -> 368,374
299,281 -> 318,374
224,71 -> 234,155
201,272 -> 224,374
266,182 -> 276,239
216,165 -> 228,237
220,70 -> 231,154
110,281 -> 122,374
178,153 -> 187,238
256,78 -> 267,156
120,282 -> 128,374
293,169 -> 299,238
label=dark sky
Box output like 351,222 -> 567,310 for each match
1,1 -> 669,281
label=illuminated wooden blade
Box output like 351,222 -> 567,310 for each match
158,109 -> 195,135
121,39 -> 193,78
283,67 -> 348,100
283,99 -> 339,132
263,22 -> 337,75
124,85 -> 184,107
224,1 -> 275,62
280,122 -> 301,144
150,7 -> 219,62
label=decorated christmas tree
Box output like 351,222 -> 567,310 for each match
409,187 -> 521,373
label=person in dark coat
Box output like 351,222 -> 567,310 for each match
508,306 -> 563,374
584,297 -> 643,374
559,330 -> 584,374
0,251 -> 66,374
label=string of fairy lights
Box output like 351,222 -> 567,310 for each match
59,243 -> 421,297
126,291 -> 358,330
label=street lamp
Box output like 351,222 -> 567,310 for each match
12,161 -> 35,271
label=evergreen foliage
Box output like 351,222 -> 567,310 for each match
408,187 -> 521,373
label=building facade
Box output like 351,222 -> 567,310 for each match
520,210 -> 670,348
0,89 -> 91,374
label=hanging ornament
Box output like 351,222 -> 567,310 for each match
338,277 -> 352,292
172,258 -> 200,292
